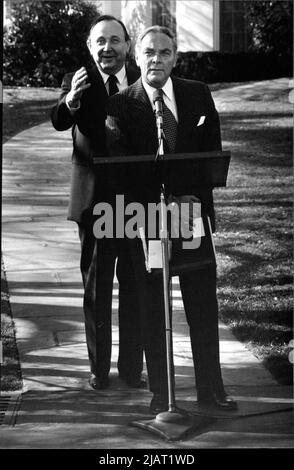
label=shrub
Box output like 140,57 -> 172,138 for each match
244,0 -> 293,55
3,0 -> 99,87
3,0 -> 293,87
173,51 -> 293,83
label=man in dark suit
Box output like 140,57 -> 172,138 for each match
51,15 -> 144,391
106,25 -> 237,413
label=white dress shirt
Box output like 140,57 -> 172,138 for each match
99,65 -> 128,94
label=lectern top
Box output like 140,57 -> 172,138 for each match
93,150 -> 231,189
93,150 -> 230,165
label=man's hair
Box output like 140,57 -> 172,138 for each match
136,25 -> 177,52
88,14 -> 130,42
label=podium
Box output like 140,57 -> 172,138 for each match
94,151 -> 230,441
94,150 -> 230,192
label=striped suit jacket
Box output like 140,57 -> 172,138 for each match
105,76 -> 222,231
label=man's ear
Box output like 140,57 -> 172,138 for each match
135,47 -> 140,67
126,39 -> 131,54
86,38 -> 92,54
173,51 -> 178,68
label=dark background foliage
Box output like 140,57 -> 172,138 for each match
3,0 -> 293,87
3,0 -> 99,87
244,0 -> 293,55
173,51 -> 292,83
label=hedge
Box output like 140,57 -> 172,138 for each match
173,51 -> 293,83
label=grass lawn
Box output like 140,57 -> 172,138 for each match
2,86 -> 60,143
213,79 -> 293,385
1,80 -> 293,391
1,260 -> 23,391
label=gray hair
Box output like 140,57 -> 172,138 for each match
136,25 -> 177,53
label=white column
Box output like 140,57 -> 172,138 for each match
176,0 -> 215,52
3,0 -> 11,26
213,0 -> 220,51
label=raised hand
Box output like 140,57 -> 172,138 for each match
67,67 -> 91,107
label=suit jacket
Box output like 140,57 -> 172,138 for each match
105,76 -> 222,231
51,65 -> 139,223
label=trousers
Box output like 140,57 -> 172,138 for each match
129,237 -> 225,399
78,211 -> 143,380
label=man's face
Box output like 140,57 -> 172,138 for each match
87,20 -> 130,75
136,32 -> 177,88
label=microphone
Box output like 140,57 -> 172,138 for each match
153,89 -> 163,119
153,89 -> 164,154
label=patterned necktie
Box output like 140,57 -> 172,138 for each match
159,89 -> 178,153
108,74 -> 119,96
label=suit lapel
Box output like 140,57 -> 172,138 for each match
131,78 -> 153,108
172,76 -> 196,151
88,66 -> 108,100
129,79 -> 158,153
130,79 -> 155,125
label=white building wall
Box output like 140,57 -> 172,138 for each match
176,0 -> 218,52
99,0 -> 122,17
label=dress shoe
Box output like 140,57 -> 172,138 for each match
198,392 -> 237,410
149,393 -> 169,414
119,375 -> 147,389
89,374 -> 109,390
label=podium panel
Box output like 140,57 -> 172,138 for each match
170,215 -> 216,275
148,215 -> 216,277
94,151 -> 229,276
94,151 -> 231,192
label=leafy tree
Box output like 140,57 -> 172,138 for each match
3,0 -> 100,86
244,0 -> 293,55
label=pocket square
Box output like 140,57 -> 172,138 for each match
197,116 -> 206,126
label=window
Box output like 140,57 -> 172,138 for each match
220,0 -> 249,52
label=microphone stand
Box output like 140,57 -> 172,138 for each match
157,121 -> 177,414
131,102 -> 213,441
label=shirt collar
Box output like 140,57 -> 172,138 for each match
142,77 -> 174,105
99,65 -> 127,85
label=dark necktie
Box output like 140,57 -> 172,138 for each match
158,89 -> 178,153
108,74 -> 119,96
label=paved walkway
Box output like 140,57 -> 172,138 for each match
1,80 -> 293,449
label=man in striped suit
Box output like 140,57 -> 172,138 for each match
106,25 -> 237,414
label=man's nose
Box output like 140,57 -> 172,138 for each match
103,41 -> 112,51
152,54 -> 161,63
